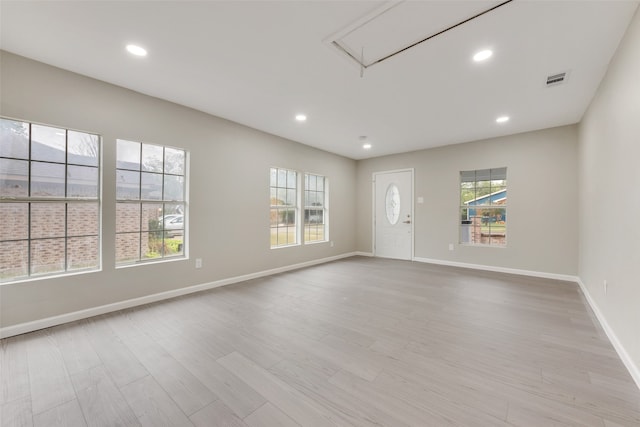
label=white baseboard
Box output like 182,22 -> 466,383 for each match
354,251 -> 374,257
0,252 -> 358,339
575,278 -> 640,390
412,257 -> 579,282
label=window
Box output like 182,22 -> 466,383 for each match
116,139 -> 186,265
270,167 -> 298,247
0,118 -> 100,282
460,167 -> 506,246
304,173 -> 327,243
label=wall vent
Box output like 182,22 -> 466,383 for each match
546,71 -> 568,86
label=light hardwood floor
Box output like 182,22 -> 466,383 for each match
1,257 -> 639,426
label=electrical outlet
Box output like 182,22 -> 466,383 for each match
603,279 -> 608,294
195,258 -> 203,269
448,243 -> 454,251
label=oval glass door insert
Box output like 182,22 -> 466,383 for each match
385,184 -> 401,225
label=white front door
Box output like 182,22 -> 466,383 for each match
374,169 -> 413,260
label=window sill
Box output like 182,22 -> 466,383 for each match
116,256 -> 187,269
459,243 -> 507,248
304,240 -> 329,246
0,267 -> 102,286
270,243 -> 301,250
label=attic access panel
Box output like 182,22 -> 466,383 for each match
328,0 -> 511,69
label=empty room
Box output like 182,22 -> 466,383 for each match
1,1 -> 639,426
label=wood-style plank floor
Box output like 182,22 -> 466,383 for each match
1,257 -> 639,426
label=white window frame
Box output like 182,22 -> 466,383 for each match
0,118 -> 102,283
270,167 -> 300,248
303,173 -> 328,244
115,139 -> 187,266
459,167 -> 507,247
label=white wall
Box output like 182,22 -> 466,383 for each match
0,51 -> 357,329
578,8 -> 640,380
356,125 -> 579,276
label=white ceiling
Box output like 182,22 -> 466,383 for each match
1,1 -> 637,160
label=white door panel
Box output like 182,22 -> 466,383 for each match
374,170 -> 413,260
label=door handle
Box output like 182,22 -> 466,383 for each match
403,220 -> 411,224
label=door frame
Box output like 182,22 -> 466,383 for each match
372,168 -> 415,260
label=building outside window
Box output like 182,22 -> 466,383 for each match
460,167 -> 507,246
116,139 -> 186,265
0,118 -> 101,282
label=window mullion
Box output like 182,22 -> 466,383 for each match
0,118 -> 100,282
460,168 -> 507,247
116,140 -> 186,265
27,202 -> 32,277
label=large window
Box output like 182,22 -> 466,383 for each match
116,139 -> 186,265
460,167 -> 507,246
270,167 -> 298,247
304,173 -> 327,243
0,118 -> 100,282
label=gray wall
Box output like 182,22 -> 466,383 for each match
579,8 -> 640,374
0,51 -> 357,327
356,125 -> 579,276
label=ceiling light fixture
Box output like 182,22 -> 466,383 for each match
496,115 -> 510,123
363,143 -> 372,149
295,114 -> 307,122
126,44 -> 147,57
473,49 -> 493,62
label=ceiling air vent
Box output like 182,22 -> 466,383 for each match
546,71 -> 568,86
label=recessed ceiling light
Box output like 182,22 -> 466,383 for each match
295,114 -> 307,122
473,49 -> 493,62
363,143 -> 372,149
496,116 -> 510,123
126,44 -> 147,57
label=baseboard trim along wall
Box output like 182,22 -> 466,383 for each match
0,252 -> 359,339
412,257 -> 579,282
413,256 -> 640,390
354,251 -> 374,257
575,278 -> 640,390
